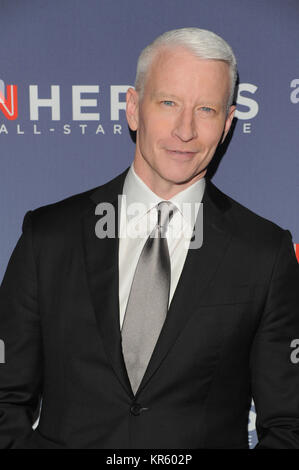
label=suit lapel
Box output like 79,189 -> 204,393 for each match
82,168 -> 134,398
136,179 -> 235,396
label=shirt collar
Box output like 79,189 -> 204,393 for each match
170,173 -> 205,229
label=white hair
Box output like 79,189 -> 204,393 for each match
134,27 -> 237,109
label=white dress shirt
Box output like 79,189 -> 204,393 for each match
118,163 -> 205,329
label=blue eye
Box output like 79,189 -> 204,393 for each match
200,107 -> 212,112
162,100 -> 174,106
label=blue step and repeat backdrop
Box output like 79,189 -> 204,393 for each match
0,0 -> 298,449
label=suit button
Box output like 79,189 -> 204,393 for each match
130,403 -> 142,416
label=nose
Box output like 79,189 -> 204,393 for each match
172,108 -> 197,142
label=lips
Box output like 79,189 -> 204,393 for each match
166,149 -> 196,158
170,150 -> 195,153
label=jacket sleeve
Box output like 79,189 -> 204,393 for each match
250,230 -> 299,449
0,211 -> 43,449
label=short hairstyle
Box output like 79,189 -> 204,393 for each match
134,27 -> 238,109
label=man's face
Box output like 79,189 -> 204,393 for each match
126,47 -> 236,197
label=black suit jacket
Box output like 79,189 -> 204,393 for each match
0,168 -> 299,449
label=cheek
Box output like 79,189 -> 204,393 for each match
139,118 -> 168,149
198,121 -> 225,145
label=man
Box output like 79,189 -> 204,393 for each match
0,28 -> 298,449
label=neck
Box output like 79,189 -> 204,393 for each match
133,160 -> 206,200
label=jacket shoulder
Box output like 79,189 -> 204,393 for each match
209,181 -> 292,249
25,186 -> 95,233
23,168 -> 129,235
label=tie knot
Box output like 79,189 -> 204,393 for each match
157,201 -> 176,234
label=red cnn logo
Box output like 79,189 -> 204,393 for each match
0,80 -> 18,120
295,244 -> 299,263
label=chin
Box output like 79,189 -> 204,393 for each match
161,174 -> 196,187
159,167 -> 201,186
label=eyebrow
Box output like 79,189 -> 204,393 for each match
151,92 -> 180,100
152,92 -> 221,107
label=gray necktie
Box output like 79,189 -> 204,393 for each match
121,201 -> 176,395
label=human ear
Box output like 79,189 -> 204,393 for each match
126,88 -> 139,131
221,105 -> 236,143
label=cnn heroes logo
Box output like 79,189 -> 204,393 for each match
0,80 -> 260,136
0,81 -> 129,136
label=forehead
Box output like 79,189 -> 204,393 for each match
144,47 -> 230,103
